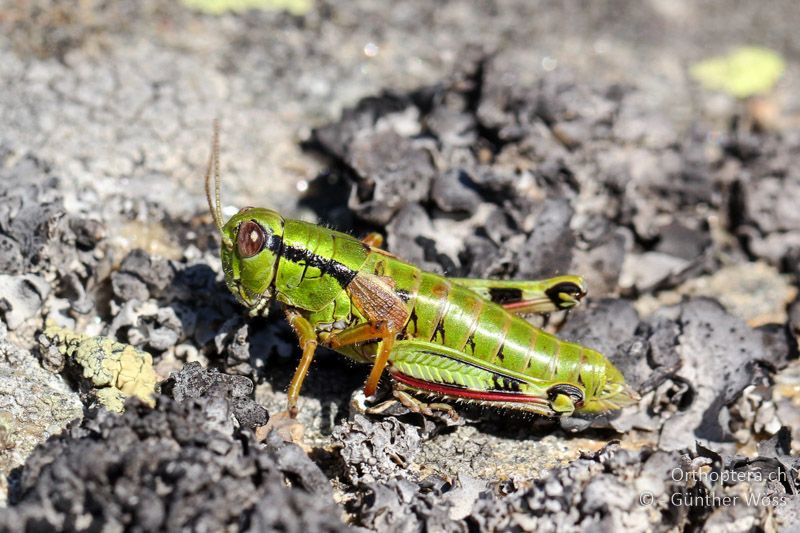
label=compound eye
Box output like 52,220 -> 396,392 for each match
237,220 -> 266,258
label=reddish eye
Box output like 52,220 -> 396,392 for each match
237,220 -> 266,258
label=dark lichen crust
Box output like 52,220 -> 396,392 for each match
3,375 -> 345,532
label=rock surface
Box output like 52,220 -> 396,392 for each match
2,1 -> 800,531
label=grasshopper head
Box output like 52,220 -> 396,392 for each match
219,208 -> 285,315
204,121 -> 284,316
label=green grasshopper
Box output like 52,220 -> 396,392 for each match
205,124 -> 638,419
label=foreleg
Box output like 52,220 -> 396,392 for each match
284,308 -> 319,418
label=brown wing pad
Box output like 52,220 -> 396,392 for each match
347,273 -> 409,332
345,272 -> 412,397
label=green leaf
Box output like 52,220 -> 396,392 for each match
691,46 -> 785,98
182,0 -> 313,16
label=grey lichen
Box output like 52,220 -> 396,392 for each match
0,321 -> 83,506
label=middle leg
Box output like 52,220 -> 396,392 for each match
326,321 -> 400,398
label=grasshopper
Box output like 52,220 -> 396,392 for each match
205,123 -> 638,420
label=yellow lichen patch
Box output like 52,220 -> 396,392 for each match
181,0 -> 312,16
95,388 -> 128,414
691,46 -> 785,98
40,324 -> 158,413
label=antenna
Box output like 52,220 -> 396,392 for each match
204,119 -> 234,249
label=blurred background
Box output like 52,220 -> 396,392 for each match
2,0 -> 799,213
